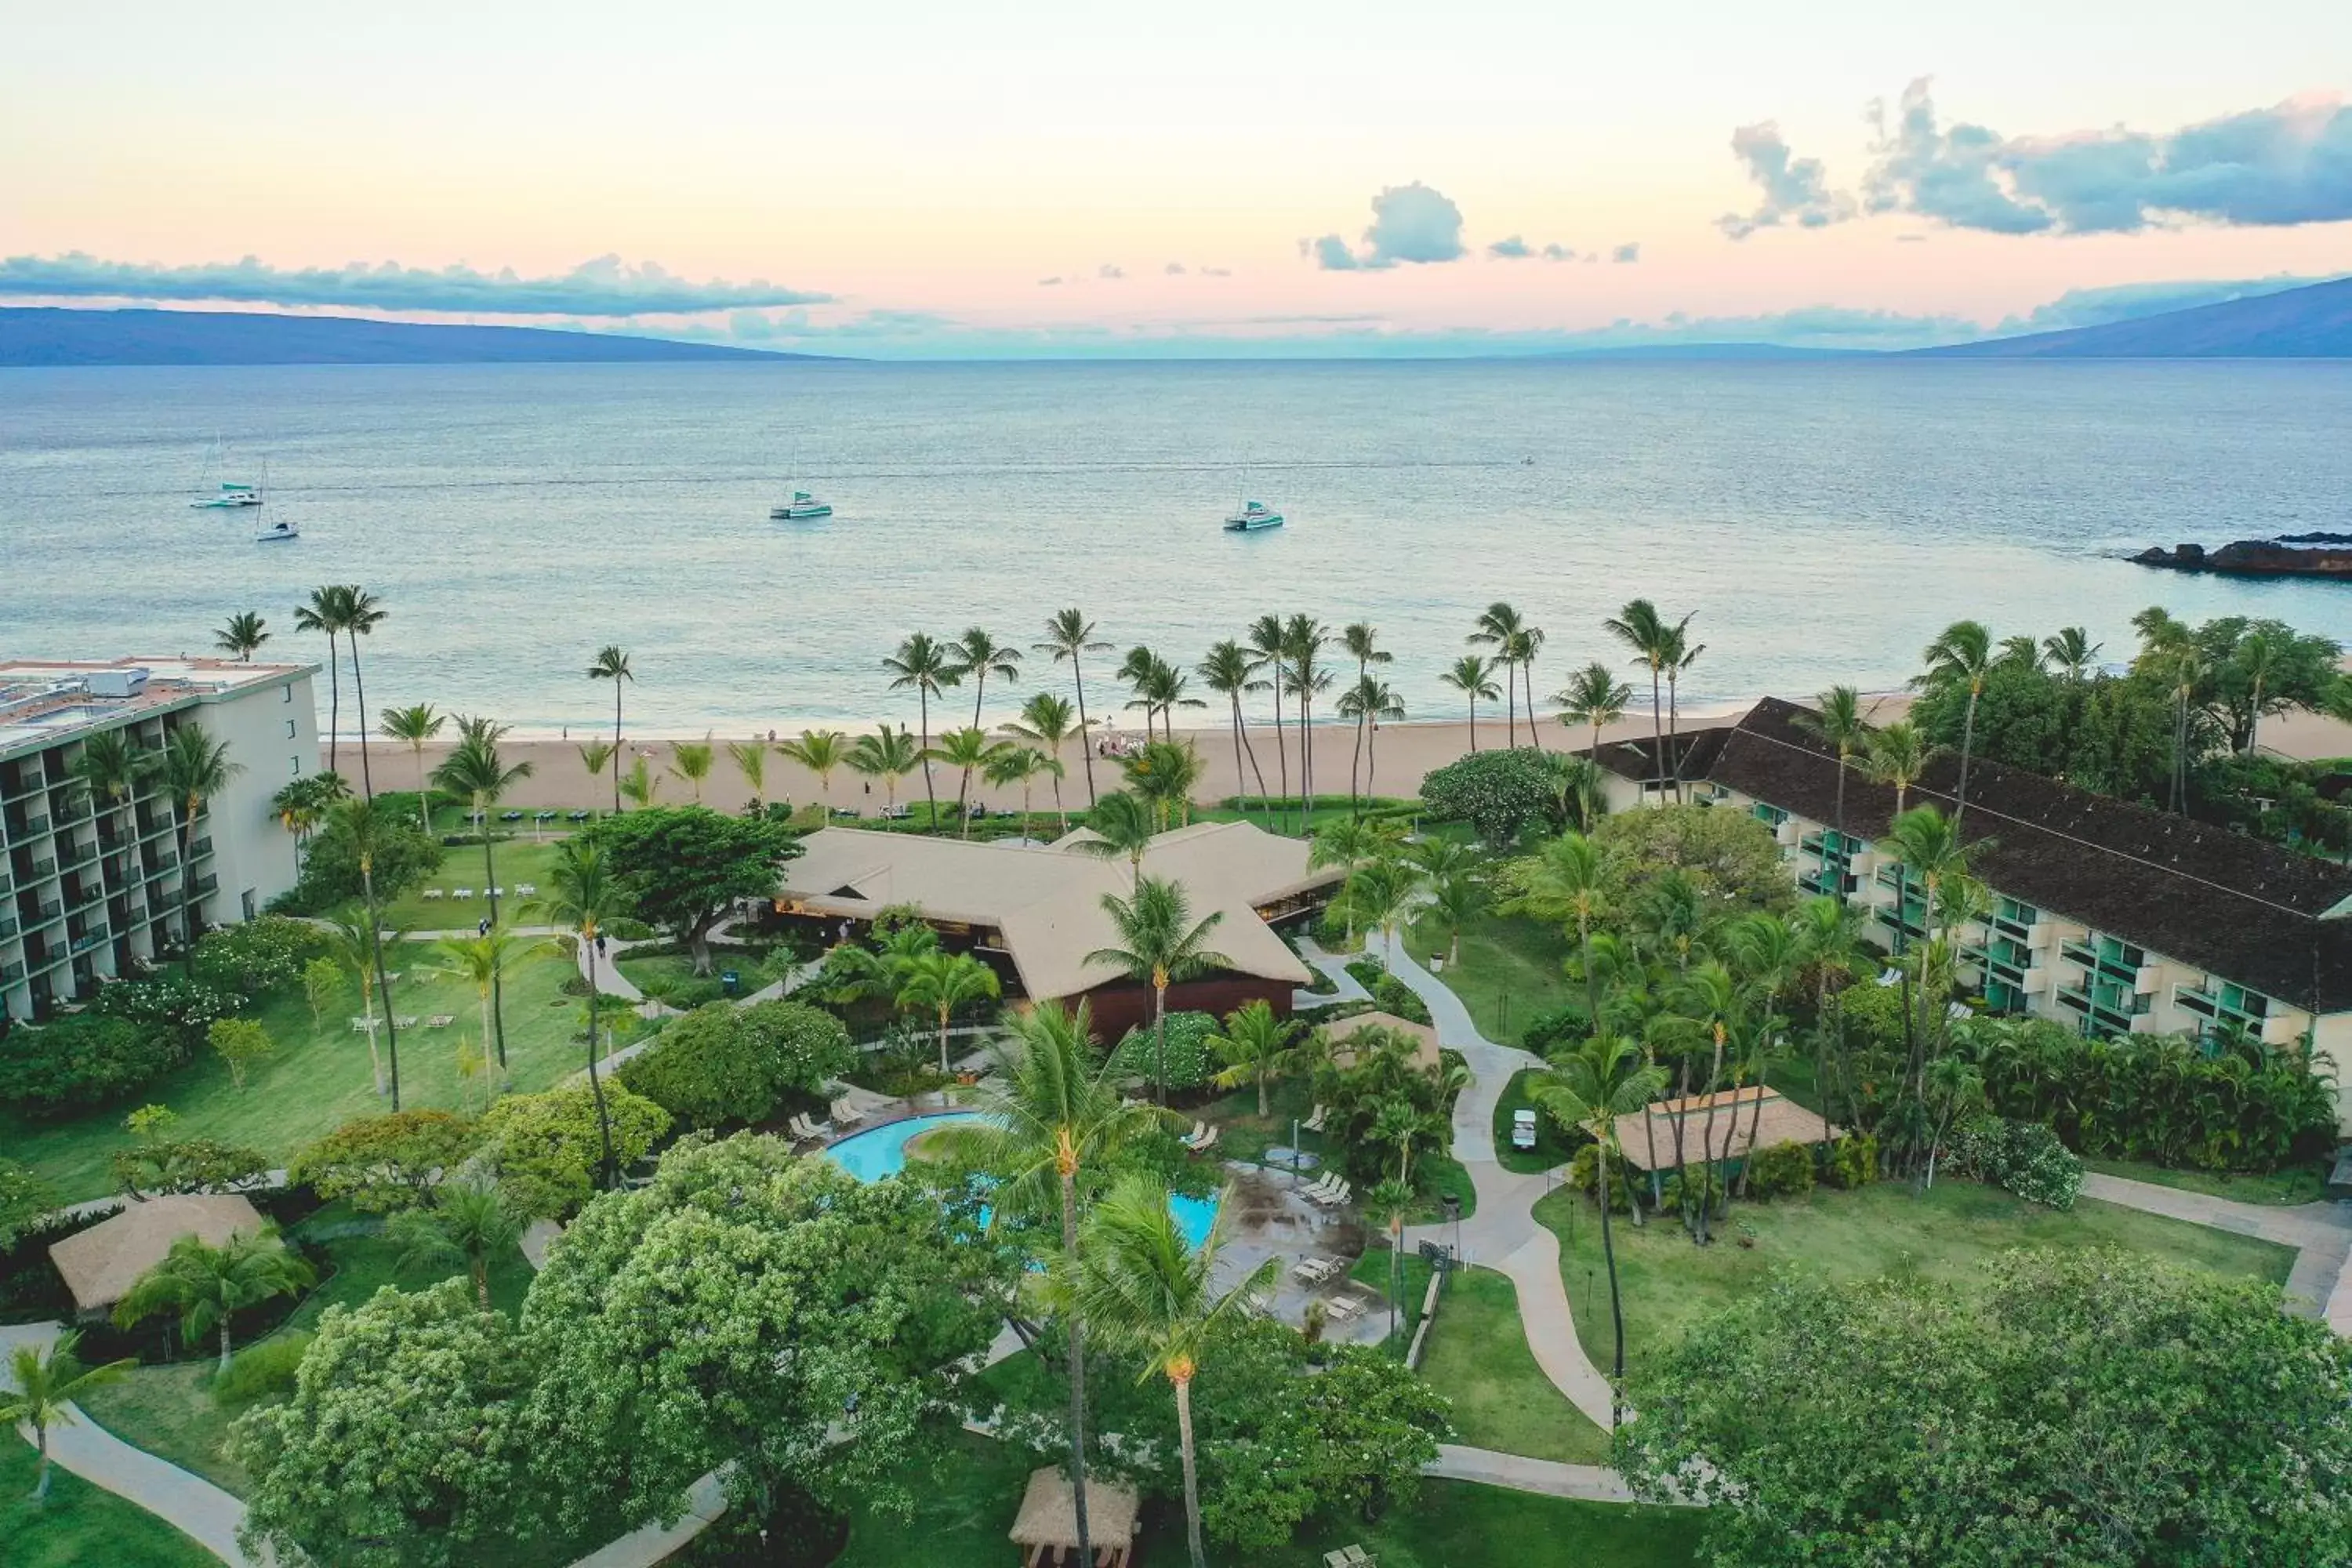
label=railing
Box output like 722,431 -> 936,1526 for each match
193,873 -> 219,898
0,960 -> 23,984
190,836 -> 215,860
6,814 -> 52,839
58,839 -> 99,872
24,898 -> 63,925
69,929 -> 107,956
0,916 -> 16,941
21,856 -> 56,882
144,852 -> 178,876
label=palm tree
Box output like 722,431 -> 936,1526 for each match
1364,1174 -> 1416,1344
1440,655 -> 1501,753
1996,633 -> 2044,670
1865,720 -> 1929,815
389,1176 -> 523,1311
1064,1175 -> 1278,1568
1555,661 -> 1632,761
1468,602 -> 1529,744
1197,641 -> 1270,817
1508,622 -> 1547,741
725,740 -> 769,811
1007,692 -> 1084,833
212,611 -> 270,662
1528,1033 -> 1664,1424
340,586 -> 389,798
431,927 -> 525,1092
294,586 -> 350,775
845,725 -> 920,814
322,906 -> 398,1097
1037,608 -> 1114,807
2043,626 -> 2103,682
895,949 -> 1001,1074
1247,614 -> 1291,820
885,632 -> 960,827
1426,869 -> 1487,968
1283,616 -> 1332,824
1500,830 -> 1607,1032
928,726 -> 1007,837
1340,623 -> 1393,810
114,1229 -> 313,1374
1338,674 -> 1405,807
1604,599 -> 1686,801
1208,998 -> 1303,1115
1344,856 -> 1426,967
2236,629 -> 2284,754
1919,619 -> 1994,818
586,646 -> 634,814
948,626 -> 1023,728
575,739 -> 615,807
158,724 -> 240,970
68,730 -> 154,900
985,745 -> 1055,837
2167,647 -> 2209,813
1117,645 -> 1161,739
1725,912 -> 1803,1195
967,1000 -> 1157,1568
776,728 -> 849,818
1075,789 -> 1156,885
327,797 -> 405,1107
617,754 -> 661,811
431,722 -> 535,1073
1122,739 -> 1205,830
379,704 -> 445,831
1087,876 -> 1229,1102
532,840 -> 625,1189
2,1332 -> 133,1504
1799,684 -> 1871,893
664,740 -> 711,803
1307,816 -> 1392,943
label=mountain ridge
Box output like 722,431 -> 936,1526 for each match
0,307 -> 835,366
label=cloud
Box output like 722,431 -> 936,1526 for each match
1489,236 -> 1579,261
1992,273 -> 2343,334
1613,243 -> 1642,263
1202,267 -> 1233,278
1867,81 -> 2352,234
1164,262 -> 1187,275
1719,122 -> 1857,238
1098,263 -> 1125,280
1310,181 -> 1468,269
1543,243 -> 1576,261
1037,275 -> 1065,286
0,251 -> 829,317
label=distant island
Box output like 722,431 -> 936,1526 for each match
0,307 -> 837,367
2132,537 -> 2352,581
1915,276 -> 2352,359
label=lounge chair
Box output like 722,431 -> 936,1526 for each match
1301,1104 -> 1327,1133
516,882 -> 537,896
567,810 -> 590,823
501,810 -> 524,822
829,1098 -> 866,1127
421,887 -> 445,901
1300,1173 -> 1341,1202
426,1014 -> 456,1028
1293,1255 -> 1339,1283
1188,1126 -> 1220,1156
453,887 -> 474,900
1323,1295 -> 1364,1323
788,1113 -> 830,1142
1309,1179 -> 1352,1208
1181,1120 -> 1208,1147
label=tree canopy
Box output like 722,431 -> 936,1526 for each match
615,998 -> 853,1129
584,806 -> 802,974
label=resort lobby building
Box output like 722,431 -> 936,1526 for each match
773,818 -> 1341,1039
1,657 -> 318,1022
1585,697 -> 2352,1128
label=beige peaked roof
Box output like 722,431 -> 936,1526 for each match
1010,1466 -> 1139,1550
1327,1010 -> 1442,1072
49,1194 -> 264,1312
779,821 -> 1337,1001
1620,1087 -> 1838,1173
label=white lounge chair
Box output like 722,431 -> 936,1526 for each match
829,1098 -> 866,1127
1301,1173 -> 1341,1201
1323,1295 -> 1365,1323
1181,1120 -> 1208,1146
421,887 -> 445,901
1310,1178 -> 1352,1208
1188,1126 -> 1220,1156
453,887 -> 474,901
788,1113 -> 829,1142
1301,1103 -> 1327,1133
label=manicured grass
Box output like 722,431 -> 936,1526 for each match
286,1211 -> 537,1330
3,950 -> 642,1202
377,837 -> 572,932
75,1359 -> 261,1497
1405,1152 -> 1477,1225
1406,909 -> 1577,1047
1349,1248 -> 1436,1346
1493,1067 -> 1581,1174
2082,1156 -> 2333,1207
839,1429 -> 1701,1568
1536,1178 -> 2299,1388
1417,1266 -> 1613,1465
0,1437 -> 219,1568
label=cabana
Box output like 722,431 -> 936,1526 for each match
1617,1086 -> 1838,1171
48,1193 -> 264,1317
1008,1467 -> 1139,1567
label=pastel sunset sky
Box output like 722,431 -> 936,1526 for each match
5,0 -> 2350,355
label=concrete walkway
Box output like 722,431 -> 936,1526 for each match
2078,1171 -> 2352,1324
1424,1444 -> 1646,1504
1294,935 -> 1373,1009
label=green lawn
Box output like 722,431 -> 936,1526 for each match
1196,1075 -> 1324,1170
0,1437 -> 219,1568
4,950 -> 641,1202
1349,1248 -> 1435,1346
838,1429 -> 1701,1568
1536,1178 -> 2299,1388
1406,909 -> 1577,1047
1493,1067 -> 1581,1174
2082,1156 -> 2333,1207
1418,1267 -> 1613,1465
377,837 -> 572,932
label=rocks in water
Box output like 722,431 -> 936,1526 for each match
2132,539 -> 2352,579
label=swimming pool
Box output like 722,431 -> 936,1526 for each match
826,1112 -> 1220,1249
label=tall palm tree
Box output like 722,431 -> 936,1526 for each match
114,1229 -> 313,1374
328,797 -> 405,1108
1142,660 -> 1206,742
1283,615 -> 1331,828
1075,789 -> 1156,885
1555,661 -> 1632,761
294,586 -> 351,775
1117,645 -> 1161,739
1307,816 -> 1392,943
776,728 -> 849,817
431,927 -> 525,1092
1064,1176 -> 1278,1568
985,745 -> 1055,837
2,1332 -> 133,1504
1440,655 -> 1501,753
2043,626 -> 2103,683
379,704 -> 445,831
1501,830 -> 1608,1033
1918,619 -> 1994,818
159,724 -> 241,971
1996,633 -> 2044,670
967,1000 -> 1157,1568
1007,692 -> 1084,833
1508,621 -> 1546,742
1468,602 -> 1528,744
212,611 -> 270,662
2235,629 -> 2284,754
1426,869 -> 1486,968
948,626 -> 1023,728
1529,1033 -> 1664,1424
389,1176 -> 523,1311
322,906 -> 398,1097
1799,684 -> 1871,894
1247,614 -> 1291,818
533,840 -> 625,1188
1604,599 -> 1686,801
1338,674 -> 1405,808
928,726 -> 1007,837
895,949 -> 1001,1074
845,725 -> 920,813
666,740 -> 713,803
1340,623 -> 1393,811
2167,647 -> 2209,813
1087,876 -> 1229,1102
1661,616 -> 1704,802
1724,912 -> 1804,1195
586,646 -> 633,815
340,586 -> 389,798
1207,998 -> 1302,1116
69,730 -> 153,904
884,632 -> 960,827
1037,608 -> 1113,807
725,739 -> 769,811
1121,739 -> 1205,830
1344,855 -> 1426,965
1196,641 -> 1270,817
431,722 -> 535,1071
1865,720 -> 1929,815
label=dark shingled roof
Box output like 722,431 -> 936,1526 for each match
1660,697 -> 2352,1013
1584,726 -> 1730,787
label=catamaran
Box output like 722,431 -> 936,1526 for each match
190,441 -> 265,508
1223,499 -> 1283,532
770,489 -> 833,520
253,517 -> 299,543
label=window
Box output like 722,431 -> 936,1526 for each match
289,756 -> 302,777
240,890 -> 256,921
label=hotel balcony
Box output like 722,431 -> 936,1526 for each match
0,915 -> 16,941
20,898 -> 64,927
68,927 -> 108,956
0,960 -> 24,985
190,836 -> 216,862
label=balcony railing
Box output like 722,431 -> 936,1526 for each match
6,814 -> 53,840
24,898 -> 64,926
190,837 -> 215,861
192,874 -> 219,898
0,960 -> 24,985
0,916 -> 16,941
68,928 -> 108,955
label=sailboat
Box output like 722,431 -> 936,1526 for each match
253,517 -> 299,544
190,441 -> 266,508
770,488 -> 833,520
1223,499 -> 1283,532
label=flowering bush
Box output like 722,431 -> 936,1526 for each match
1108,1011 -> 1218,1091
1744,1139 -> 1817,1200
1419,747 -> 1555,845
194,916 -> 332,997
1952,1115 -> 2082,1210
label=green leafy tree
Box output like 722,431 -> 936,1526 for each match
478,1082 -> 670,1218
1591,801 -> 1792,914
390,1176 -> 525,1311
303,953 -> 343,1029
1120,737 -> 1207,830
617,998 -> 852,1128
985,743 -> 1057,837
1087,876 -> 1229,1103
2044,625 -> 2103,681
208,1016 -> 273,1089
3,1331 -> 133,1504
291,1109 -> 484,1212
586,806 -> 801,975
114,1227 -> 314,1374
0,1158 -> 59,1250
894,949 -> 1001,1075
1419,746 -> 1555,844
620,755 -> 660,809
110,1136 -> 269,1200
586,644 -> 633,815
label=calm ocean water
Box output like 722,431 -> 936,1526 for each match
3,359 -> 2350,733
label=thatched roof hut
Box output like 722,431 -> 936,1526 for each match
1619,1087 -> 1838,1172
48,1193 -> 264,1315
1008,1467 -> 1138,1567
1326,1010 -> 1441,1072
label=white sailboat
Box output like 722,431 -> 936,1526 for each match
253,517 -> 299,543
191,441 -> 266,509
770,488 -> 833,520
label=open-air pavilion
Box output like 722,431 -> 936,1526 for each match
1009,1466 -> 1139,1567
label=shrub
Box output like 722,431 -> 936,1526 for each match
1420,747 -> 1555,845
1108,1011 -> 1219,1092
1564,1143 -> 1639,1212
478,1083 -> 671,1217
1744,1140 -> 1817,1200
1370,971 -> 1432,1025
112,1138 -> 271,1199
87,975 -> 243,1044
0,1158 -> 57,1250
1822,1134 -> 1878,1190
1656,1166 -> 1723,1217
0,1014 -> 187,1118
274,811 -> 445,914
289,1110 -> 484,1213
216,1331 -> 313,1406
194,916 -> 332,997
1520,1004 -> 1585,1055
1952,1115 -> 2082,1210
617,1000 -> 852,1128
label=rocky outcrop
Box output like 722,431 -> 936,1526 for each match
2132,540 -> 2352,579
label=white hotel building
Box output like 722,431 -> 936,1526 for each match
2,658 -> 318,1022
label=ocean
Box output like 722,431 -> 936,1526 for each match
4,359 -> 2350,734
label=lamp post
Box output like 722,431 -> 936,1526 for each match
1440,1192 -> 1461,1271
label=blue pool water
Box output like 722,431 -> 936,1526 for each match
826,1112 -> 1219,1248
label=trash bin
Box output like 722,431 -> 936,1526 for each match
721,970 -> 741,996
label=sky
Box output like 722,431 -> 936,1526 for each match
4,0 -> 2350,357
